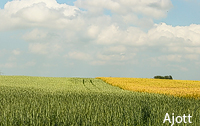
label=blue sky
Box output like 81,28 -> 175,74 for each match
157,0 -> 200,26
0,0 -> 200,80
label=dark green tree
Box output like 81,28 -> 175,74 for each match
154,75 -> 173,80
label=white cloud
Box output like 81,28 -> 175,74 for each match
15,3 -> 59,23
1,0 -> 200,80
25,61 -> 36,67
96,24 -> 122,45
2,0 -> 198,50
162,46 -> 200,54
75,0 -> 120,15
97,52 -> 136,62
8,57 -> 16,61
75,0 -> 172,18
25,21 -> 200,66
74,0 -> 171,30
22,29 -> 48,41
0,63 -> 16,68
42,63 -> 57,67
184,54 -> 199,60
151,53 -> 199,63
86,25 -> 100,39
121,14 -> 154,28
86,23 -> 200,48
90,60 -> 106,65
12,50 -> 21,55
0,0 -> 80,30
105,45 -> 126,53
158,55 -> 183,62
29,43 -> 48,54
66,51 -> 92,60
4,0 -> 79,16
96,25 -> 146,45
0,0 -> 173,31
29,42 -> 62,56
147,23 -> 200,46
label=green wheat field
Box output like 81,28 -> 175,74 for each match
0,76 -> 200,125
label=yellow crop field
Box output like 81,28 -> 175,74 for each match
96,77 -> 200,99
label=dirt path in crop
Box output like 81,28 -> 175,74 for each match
82,79 -> 101,91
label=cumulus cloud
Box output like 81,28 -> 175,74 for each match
1,0 -> 200,79
75,0 -> 172,18
74,0 -> 172,29
92,22 -> 200,48
86,25 -> 100,39
25,21 -> 200,65
105,45 -> 126,53
23,29 -> 48,41
96,25 -> 146,45
66,51 -> 92,61
12,50 -> 21,55
96,51 -> 136,64
146,23 -> 200,58
0,0 -> 173,31
0,63 -> 16,68
4,0 -> 79,17
29,43 -> 48,54
147,23 -> 200,46
29,43 -> 62,55
0,0 -> 80,30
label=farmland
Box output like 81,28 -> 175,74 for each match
0,76 -> 200,125
97,77 -> 200,99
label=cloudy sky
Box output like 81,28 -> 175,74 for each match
0,0 -> 200,80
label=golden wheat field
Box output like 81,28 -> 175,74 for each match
96,77 -> 200,99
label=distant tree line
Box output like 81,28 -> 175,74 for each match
154,75 -> 173,80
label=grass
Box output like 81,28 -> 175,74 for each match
0,76 -> 200,125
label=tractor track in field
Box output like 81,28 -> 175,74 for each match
82,79 -> 101,91
89,80 -> 101,90
82,79 -> 92,91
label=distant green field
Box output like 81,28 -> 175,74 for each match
0,76 -> 200,125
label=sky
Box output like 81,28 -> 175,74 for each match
0,0 -> 200,80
